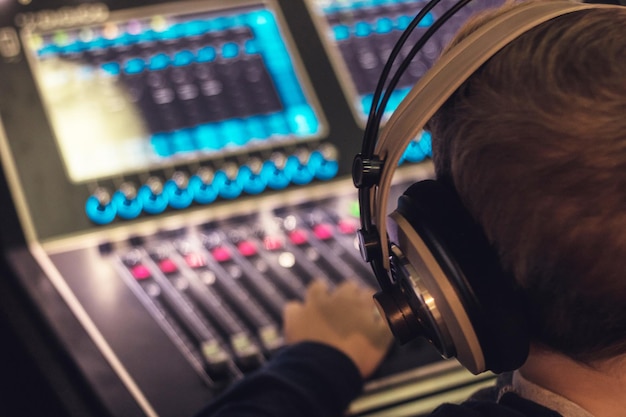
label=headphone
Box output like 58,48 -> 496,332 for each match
352,0 -> 616,375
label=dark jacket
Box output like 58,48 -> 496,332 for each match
194,342 -> 561,417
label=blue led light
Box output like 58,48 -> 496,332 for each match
285,155 -> 314,185
173,49 -> 195,66
149,53 -> 170,71
419,12 -> 435,27
213,16 -> 233,31
138,30 -> 156,43
265,113 -> 290,136
261,160 -> 291,190
197,45 -> 217,62
111,32 -> 132,47
361,94 -> 375,116
194,123 -> 222,149
376,17 -> 394,34
164,180 -> 193,209
222,42 -> 239,59
37,44 -> 60,56
221,119 -> 249,146
88,37 -> 110,50
419,130 -> 433,156
64,41 -> 87,53
124,57 -> 145,74
184,20 -> 209,37
396,15 -> 412,30
403,140 -> 426,163
171,129 -> 195,153
275,72 -> 306,106
402,131 -> 433,163
188,175 -> 218,204
112,191 -> 142,219
245,116 -> 268,140
244,39 -> 260,55
138,185 -> 168,214
101,62 -> 121,75
151,132 -> 174,157
157,25 -> 180,41
213,170 -> 243,199
387,88 -> 410,113
333,25 -> 350,41
85,196 -> 116,224
286,106 -> 319,136
355,21 -> 371,37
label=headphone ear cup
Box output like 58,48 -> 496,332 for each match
391,180 -> 529,373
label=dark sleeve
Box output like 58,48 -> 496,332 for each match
193,342 -> 364,417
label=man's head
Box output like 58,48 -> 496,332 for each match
428,1 -> 626,364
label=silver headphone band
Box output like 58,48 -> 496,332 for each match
371,0 -> 612,269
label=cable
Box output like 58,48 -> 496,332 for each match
362,0 -> 475,157
362,0 -> 445,154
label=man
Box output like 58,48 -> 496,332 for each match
194,1 -> 626,416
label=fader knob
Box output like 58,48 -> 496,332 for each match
213,162 -> 243,199
261,152 -> 291,190
286,148 -> 314,185
164,171 -> 193,209
309,144 -> 339,181
85,187 -> 116,224
238,157 -> 267,195
112,182 -> 142,219
138,177 -> 168,214
189,167 -> 218,205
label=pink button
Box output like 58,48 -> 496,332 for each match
263,236 -> 283,251
313,223 -> 333,240
184,252 -> 206,269
158,259 -> 178,274
211,246 -> 231,262
130,264 -> 151,280
338,219 -> 357,235
289,229 -> 308,245
237,241 -> 257,257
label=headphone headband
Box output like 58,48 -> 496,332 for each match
369,0 -> 603,270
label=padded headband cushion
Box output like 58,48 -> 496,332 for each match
396,180 -> 529,372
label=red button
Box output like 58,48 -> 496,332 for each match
211,246 -> 231,262
289,229 -> 308,245
338,219 -> 357,235
313,223 -> 333,240
130,264 -> 151,280
184,252 -> 206,269
263,236 -> 283,251
158,259 -> 178,274
237,241 -> 257,257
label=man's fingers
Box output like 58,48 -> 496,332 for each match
306,280 -> 330,304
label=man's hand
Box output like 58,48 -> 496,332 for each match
283,280 -> 394,378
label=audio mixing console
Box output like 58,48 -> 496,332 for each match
0,0 -> 502,416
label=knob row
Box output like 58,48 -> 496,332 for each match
85,146 -> 340,225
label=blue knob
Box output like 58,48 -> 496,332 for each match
286,155 -> 314,185
189,174 -> 218,205
214,169 -> 243,199
112,190 -> 142,219
238,165 -> 267,195
138,184 -> 168,214
85,195 -> 116,224
262,160 -> 290,190
164,179 -> 193,209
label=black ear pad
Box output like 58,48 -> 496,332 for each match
393,179 -> 529,373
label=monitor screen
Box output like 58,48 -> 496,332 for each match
22,2 -> 323,183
